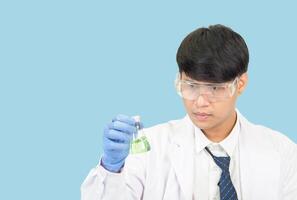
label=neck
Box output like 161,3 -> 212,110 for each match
202,110 -> 237,143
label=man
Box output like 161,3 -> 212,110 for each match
81,24 -> 297,200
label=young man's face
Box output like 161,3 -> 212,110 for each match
181,72 -> 248,135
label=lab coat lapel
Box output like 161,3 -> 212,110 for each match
169,116 -> 195,200
238,120 -> 253,199
237,111 -> 279,200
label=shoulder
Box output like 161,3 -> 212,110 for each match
239,111 -> 296,154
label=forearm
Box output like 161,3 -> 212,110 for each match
81,158 -> 145,200
81,164 -> 131,200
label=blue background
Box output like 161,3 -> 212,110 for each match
1,1 -> 296,199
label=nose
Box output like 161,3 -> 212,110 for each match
194,94 -> 210,107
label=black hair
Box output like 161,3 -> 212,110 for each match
176,24 -> 249,83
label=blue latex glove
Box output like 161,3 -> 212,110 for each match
101,114 -> 137,173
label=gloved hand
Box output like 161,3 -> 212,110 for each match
101,114 -> 137,173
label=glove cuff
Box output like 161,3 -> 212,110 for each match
101,156 -> 125,173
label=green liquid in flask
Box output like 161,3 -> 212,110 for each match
130,116 -> 151,154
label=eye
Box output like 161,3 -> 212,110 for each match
211,86 -> 218,91
183,81 -> 196,88
210,86 -> 226,93
189,84 -> 195,88
181,82 -> 196,91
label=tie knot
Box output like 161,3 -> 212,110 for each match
205,147 -> 230,171
204,147 -> 238,200
212,156 -> 230,171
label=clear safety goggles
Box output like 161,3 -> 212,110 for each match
175,74 -> 238,102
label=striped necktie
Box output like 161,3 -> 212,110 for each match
205,147 -> 238,200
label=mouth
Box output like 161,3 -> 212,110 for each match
193,112 -> 212,121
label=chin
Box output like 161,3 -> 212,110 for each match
195,123 -> 211,130
190,117 -> 211,130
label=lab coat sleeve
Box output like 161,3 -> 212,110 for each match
281,139 -> 297,200
81,154 -> 147,200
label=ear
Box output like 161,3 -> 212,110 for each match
237,73 -> 248,95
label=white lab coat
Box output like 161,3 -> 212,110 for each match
81,110 -> 297,200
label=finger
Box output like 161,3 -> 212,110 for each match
112,114 -> 136,126
105,129 -> 132,144
103,137 -> 130,151
108,121 -> 137,135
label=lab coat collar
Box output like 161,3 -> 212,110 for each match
170,114 -> 195,148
